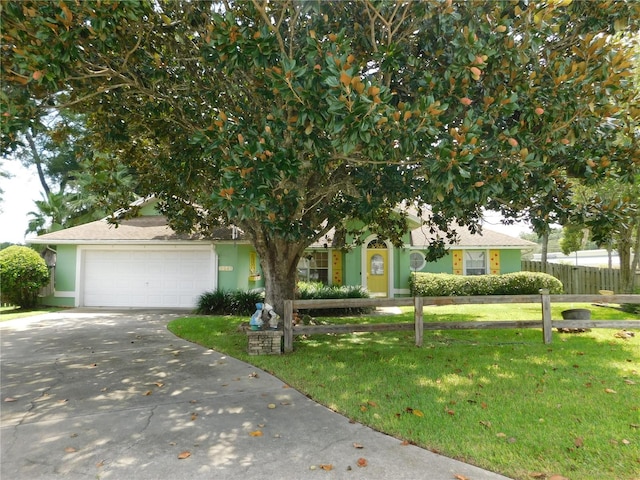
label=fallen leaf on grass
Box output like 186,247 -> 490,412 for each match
574,437 -> 584,448
624,379 -> 636,385
605,388 -> 617,394
319,464 -> 333,471
405,407 -> 424,417
367,400 -> 378,407
549,475 -> 570,480
249,430 -> 263,437
528,473 -> 545,478
356,457 -> 367,467
621,439 -> 631,445
178,451 -> 191,459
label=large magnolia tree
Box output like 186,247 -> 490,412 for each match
2,0 -> 639,311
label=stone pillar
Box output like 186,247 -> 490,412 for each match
246,329 -> 283,355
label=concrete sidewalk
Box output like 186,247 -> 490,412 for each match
0,309 -> 512,479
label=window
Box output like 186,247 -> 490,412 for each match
297,251 -> 329,283
409,252 -> 426,271
370,254 -> 384,275
465,250 -> 486,275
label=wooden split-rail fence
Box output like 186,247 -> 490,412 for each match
282,292 -> 640,352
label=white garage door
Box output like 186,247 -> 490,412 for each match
82,248 -> 215,308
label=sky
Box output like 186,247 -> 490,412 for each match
0,160 -> 40,244
0,159 -> 532,244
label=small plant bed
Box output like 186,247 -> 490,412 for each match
169,303 -> 640,480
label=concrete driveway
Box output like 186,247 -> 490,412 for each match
0,309 -> 512,479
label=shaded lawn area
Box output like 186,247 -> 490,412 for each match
169,303 -> 640,480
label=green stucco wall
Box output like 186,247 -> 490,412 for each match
216,243 -> 263,291
497,249 -> 521,274
39,244 -> 77,307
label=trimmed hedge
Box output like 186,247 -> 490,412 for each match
409,271 -> 564,296
297,281 -> 372,316
0,246 -> 50,308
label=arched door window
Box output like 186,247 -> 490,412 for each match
367,239 -> 387,249
370,254 -> 384,275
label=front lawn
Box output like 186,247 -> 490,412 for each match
168,303 -> 640,480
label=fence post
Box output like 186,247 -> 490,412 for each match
283,300 -> 293,352
414,296 -> 423,347
540,289 -> 552,344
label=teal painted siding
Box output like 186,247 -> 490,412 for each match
216,244 -> 263,291
40,244 -> 77,307
423,255 -> 454,274
498,249 -> 521,273
343,245 -> 362,287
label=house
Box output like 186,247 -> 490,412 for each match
29,200 -> 535,308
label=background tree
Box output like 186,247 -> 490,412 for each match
2,1 -> 639,311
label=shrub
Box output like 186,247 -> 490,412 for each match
196,290 -> 230,315
297,282 -> 372,316
409,271 -> 563,297
196,289 -> 264,316
0,246 -> 50,308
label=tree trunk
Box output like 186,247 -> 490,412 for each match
26,129 -> 51,198
540,230 -> 549,273
631,223 -> 640,293
617,230 -> 633,293
250,232 -> 305,317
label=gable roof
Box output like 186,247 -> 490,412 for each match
409,224 -> 535,249
28,215 -> 245,245
27,199 -> 534,250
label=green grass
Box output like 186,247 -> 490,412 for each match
168,303 -> 640,480
0,305 -> 64,322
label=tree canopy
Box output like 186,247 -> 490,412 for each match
2,0 -> 639,309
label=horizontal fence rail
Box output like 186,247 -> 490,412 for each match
282,293 -> 640,352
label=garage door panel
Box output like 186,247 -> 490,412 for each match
83,249 -> 215,308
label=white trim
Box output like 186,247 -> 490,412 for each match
53,291 -> 75,298
361,235 -> 394,297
